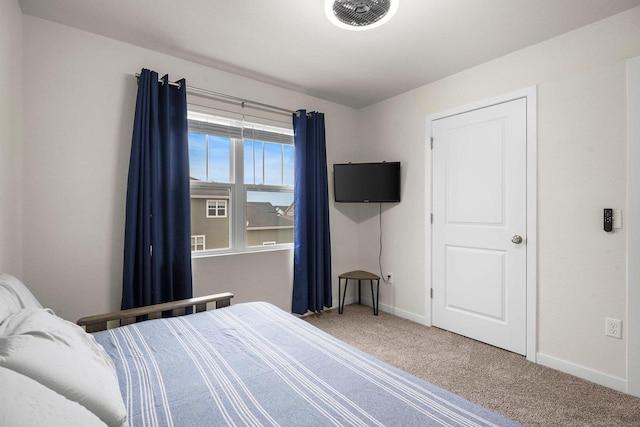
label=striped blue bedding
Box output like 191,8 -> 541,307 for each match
93,302 -> 519,427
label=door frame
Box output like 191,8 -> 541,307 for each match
627,56 -> 640,397
425,86 -> 538,362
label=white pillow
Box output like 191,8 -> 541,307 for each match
0,273 -> 43,317
0,308 -> 127,427
0,366 -> 107,426
0,285 -> 21,324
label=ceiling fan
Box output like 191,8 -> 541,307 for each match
325,0 -> 399,31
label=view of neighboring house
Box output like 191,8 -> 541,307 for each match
245,202 -> 294,247
190,188 -> 293,251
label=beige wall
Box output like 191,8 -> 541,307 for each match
0,0 -> 23,276
356,7 -> 640,388
21,15 -> 360,321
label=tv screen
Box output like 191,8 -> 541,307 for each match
333,162 -> 401,203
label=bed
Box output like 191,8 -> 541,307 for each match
0,273 -> 520,426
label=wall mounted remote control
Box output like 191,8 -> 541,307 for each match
604,208 -> 613,232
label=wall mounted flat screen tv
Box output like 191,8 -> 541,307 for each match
333,162 -> 401,203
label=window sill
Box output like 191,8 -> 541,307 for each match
191,244 -> 293,259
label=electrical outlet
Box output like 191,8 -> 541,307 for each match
605,318 -> 622,339
386,272 -> 393,284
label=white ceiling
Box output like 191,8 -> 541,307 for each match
18,0 -> 640,108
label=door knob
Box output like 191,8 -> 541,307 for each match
511,235 -> 523,244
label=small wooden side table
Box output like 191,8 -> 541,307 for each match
338,270 -> 380,315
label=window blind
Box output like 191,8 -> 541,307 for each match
188,119 -> 293,145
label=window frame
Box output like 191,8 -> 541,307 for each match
188,112 -> 294,257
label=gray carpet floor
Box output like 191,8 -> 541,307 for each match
304,304 -> 640,426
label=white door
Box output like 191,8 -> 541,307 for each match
432,98 -> 527,355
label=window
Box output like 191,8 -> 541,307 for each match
206,200 -> 227,218
191,235 -> 206,252
188,111 -> 294,255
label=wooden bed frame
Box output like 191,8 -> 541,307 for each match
76,292 -> 234,333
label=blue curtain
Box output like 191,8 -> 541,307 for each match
292,110 -> 332,314
121,69 -> 192,310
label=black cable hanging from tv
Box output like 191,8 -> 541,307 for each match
378,203 -> 390,284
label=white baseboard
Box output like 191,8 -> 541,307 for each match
379,302 -> 426,324
324,295 -> 357,312
536,353 -> 627,393
357,297 -> 426,324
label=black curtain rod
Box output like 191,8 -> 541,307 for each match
134,73 -> 297,117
